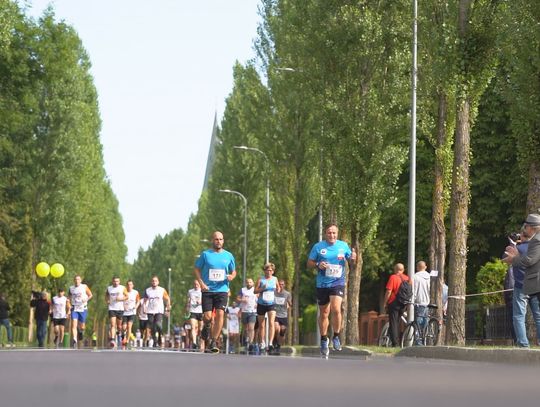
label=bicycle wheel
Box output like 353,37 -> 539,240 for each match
401,323 -> 416,348
425,318 -> 440,346
378,322 -> 391,347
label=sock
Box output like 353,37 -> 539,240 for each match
333,332 -> 340,338
321,335 -> 328,342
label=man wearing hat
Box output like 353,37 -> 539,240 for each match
504,213 -> 540,299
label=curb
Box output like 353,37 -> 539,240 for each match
283,346 -> 372,357
396,346 -> 540,365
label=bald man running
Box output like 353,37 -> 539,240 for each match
194,231 -> 237,353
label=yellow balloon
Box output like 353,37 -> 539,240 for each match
35,262 -> 50,278
50,263 -> 65,278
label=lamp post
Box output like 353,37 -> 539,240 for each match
407,0 -> 418,322
167,267 -> 172,337
233,145 -> 270,264
218,189 -> 248,286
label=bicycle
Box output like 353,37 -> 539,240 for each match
401,304 -> 440,348
378,310 -> 408,347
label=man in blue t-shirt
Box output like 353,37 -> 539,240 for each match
194,231 -> 237,353
307,223 -> 356,356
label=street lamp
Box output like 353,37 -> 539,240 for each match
233,145 -> 270,263
167,267 -> 172,337
218,189 -> 248,286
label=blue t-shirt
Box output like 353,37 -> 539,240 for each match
257,276 -> 278,305
195,249 -> 236,293
308,240 -> 352,288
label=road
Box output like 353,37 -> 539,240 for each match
0,349 -> 536,407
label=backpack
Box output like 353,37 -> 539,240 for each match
395,274 -> 413,305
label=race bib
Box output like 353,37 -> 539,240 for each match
209,269 -> 226,282
325,264 -> 342,278
147,298 -> 159,313
275,296 -> 286,305
262,291 -> 275,303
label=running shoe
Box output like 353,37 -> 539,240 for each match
253,343 -> 259,355
320,337 -> 329,357
268,344 -> 274,354
332,335 -> 342,351
210,340 -> 219,353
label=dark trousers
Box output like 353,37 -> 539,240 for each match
36,319 -> 47,347
389,301 -> 404,347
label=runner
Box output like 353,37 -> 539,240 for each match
186,280 -> 203,350
307,223 -> 356,357
137,296 -> 149,347
237,278 -> 257,352
226,301 -> 241,353
69,275 -> 93,348
106,276 -> 127,347
144,276 -> 171,348
122,280 -> 140,347
254,262 -> 280,354
273,279 -> 292,353
194,231 -> 236,353
50,288 -> 71,348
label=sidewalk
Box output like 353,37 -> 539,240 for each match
281,346 -> 372,357
396,346 -> 540,365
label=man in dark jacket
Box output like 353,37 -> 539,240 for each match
30,292 -> 50,347
0,293 -> 15,347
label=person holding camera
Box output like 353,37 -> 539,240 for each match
30,291 -> 50,347
504,216 -> 540,347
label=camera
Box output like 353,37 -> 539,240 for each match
31,290 -> 43,299
508,232 -> 521,244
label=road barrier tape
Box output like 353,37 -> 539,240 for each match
448,288 -> 512,300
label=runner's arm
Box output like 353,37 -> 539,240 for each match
163,290 -> 171,311
86,287 -> 93,301
253,279 -> 264,294
227,269 -> 237,282
194,267 -> 208,290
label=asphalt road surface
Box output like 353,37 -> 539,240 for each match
0,349 -> 537,407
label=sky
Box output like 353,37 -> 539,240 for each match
25,0 -> 261,261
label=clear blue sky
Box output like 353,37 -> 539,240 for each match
25,0 -> 261,261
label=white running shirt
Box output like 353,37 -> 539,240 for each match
69,284 -> 89,312
239,287 -> 257,313
52,295 -> 68,319
145,286 -> 166,314
107,285 -> 126,311
123,289 -> 139,316
188,288 -> 202,313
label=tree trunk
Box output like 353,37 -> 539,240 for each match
345,233 -> 363,345
430,91 -> 449,344
526,161 -> 540,214
446,96 -> 471,346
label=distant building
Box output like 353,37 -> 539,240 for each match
202,113 -> 220,191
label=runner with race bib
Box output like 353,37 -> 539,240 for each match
106,276 -> 127,348
307,223 -> 356,357
273,279 -> 292,353
194,231 -> 236,353
144,276 -> 171,348
254,262 -> 280,354
122,280 -> 140,347
237,278 -> 258,353
186,280 -> 203,350
51,288 -> 70,348
68,275 -> 93,348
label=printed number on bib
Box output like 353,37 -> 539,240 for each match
209,269 -> 226,282
262,291 -> 275,303
275,297 -> 286,305
325,264 -> 342,278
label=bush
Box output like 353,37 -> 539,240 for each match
301,304 -> 318,334
475,259 -> 508,306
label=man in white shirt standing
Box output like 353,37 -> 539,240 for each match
412,261 -> 431,345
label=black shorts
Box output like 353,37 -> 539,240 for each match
276,317 -> 288,327
139,319 -> 148,330
316,286 -> 345,306
108,310 -> 124,319
190,312 -> 203,321
202,292 -> 228,313
122,315 -> 136,323
147,313 -> 163,327
257,303 -> 275,316
52,318 -> 67,327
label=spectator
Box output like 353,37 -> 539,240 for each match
0,293 -> 14,347
504,225 -> 540,347
30,291 -> 50,347
412,261 -> 431,345
503,265 -> 517,344
382,263 -> 409,347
